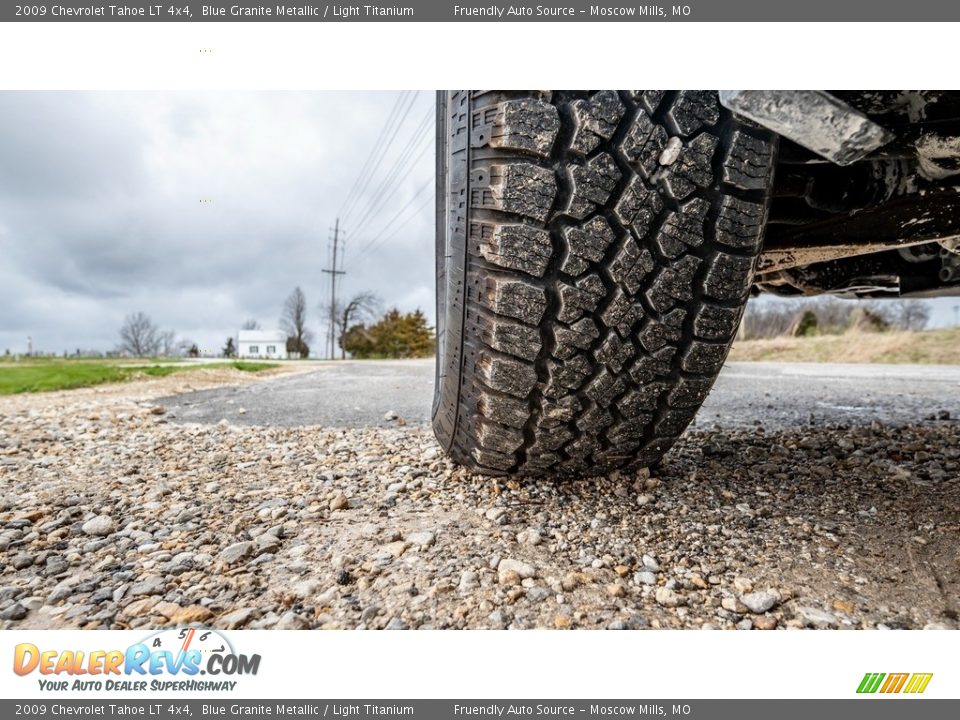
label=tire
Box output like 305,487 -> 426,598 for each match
433,91 -> 777,477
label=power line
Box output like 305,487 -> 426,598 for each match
348,141 -> 433,251
341,91 -> 421,226
326,91 -> 428,360
337,91 -> 409,220
346,179 -> 432,268
345,104 -> 432,228
349,195 -> 433,270
345,185 -> 433,271
346,108 -> 434,242
342,93 -> 422,229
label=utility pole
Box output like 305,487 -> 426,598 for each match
322,218 -> 345,360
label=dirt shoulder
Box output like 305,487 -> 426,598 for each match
0,374 -> 957,630
729,328 -> 960,364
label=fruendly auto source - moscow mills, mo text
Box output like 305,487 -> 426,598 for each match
453,5 -> 682,17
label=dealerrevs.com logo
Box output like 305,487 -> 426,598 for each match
857,673 -> 933,694
13,628 -> 260,692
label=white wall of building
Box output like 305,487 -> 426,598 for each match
237,330 -> 287,360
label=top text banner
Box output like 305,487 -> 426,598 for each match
3,1 -> 959,22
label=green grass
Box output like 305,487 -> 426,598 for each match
0,363 -> 130,394
229,361 -> 275,372
0,360 -> 277,395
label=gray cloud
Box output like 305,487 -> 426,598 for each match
0,91 -> 435,355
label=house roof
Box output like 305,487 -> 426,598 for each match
238,330 -> 286,343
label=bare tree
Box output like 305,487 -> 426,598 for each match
322,291 -> 383,359
241,319 -> 261,331
338,292 -> 382,359
280,287 -> 312,358
118,312 -> 161,357
883,300 -> 932,331
741,299 -> 801,339
158,329 -> 178,357
176,339 -> 197,357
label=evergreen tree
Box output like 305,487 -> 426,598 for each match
342,308 -> 434,359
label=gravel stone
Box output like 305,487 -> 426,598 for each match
722,597 -> 748,613
169,606 -> 213,624
405,531 -> 435,547
607,583 -> 626,598
129,576 -> 166,596
275,611 -> 309,629
458,571 -> 479,593
377,541 -> 408,560
81,516 -> 115,537
498,559 -> 536,583
12,553 -> 34,570
517,529 -> 542,546
219,607 -> 257,629
255,533 -> 281,554
796,606 -> 838,628
1,603 -> 28,620
740,590 -> 780,614
219,542 -> 254,565
753,615 -> 778,630
655,587 -> 683,608
634,571 -> 657,586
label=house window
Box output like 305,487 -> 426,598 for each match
249,345 -> 259,354
266,345 -> 276,354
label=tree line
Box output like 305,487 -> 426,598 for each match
118,286 -> 434,359
740,297 -> 932,340
117,311 -> 199,358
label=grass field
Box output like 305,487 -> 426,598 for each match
0,360 -> 276,395
729,328 -> 960,364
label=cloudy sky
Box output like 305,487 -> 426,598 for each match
0,91 -> 435,356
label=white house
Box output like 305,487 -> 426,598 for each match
237,330 -> 287,360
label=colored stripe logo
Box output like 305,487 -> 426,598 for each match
857,672 -> 933,694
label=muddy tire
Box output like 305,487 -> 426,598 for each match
433,91 -> 776,477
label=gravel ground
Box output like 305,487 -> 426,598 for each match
1,367 -> 958,630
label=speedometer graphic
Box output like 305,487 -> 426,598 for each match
140,627 -> 235,660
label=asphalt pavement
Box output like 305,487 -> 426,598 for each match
159,358 -> 960,430
162,359 -> 435,427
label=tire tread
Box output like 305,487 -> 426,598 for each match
434,90 -> 776,476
